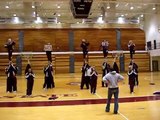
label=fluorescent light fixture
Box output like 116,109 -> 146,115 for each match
35,17 -> 43,23
12,17 -> 20,24
118,17 -> 125,24
97,17 -> 104,24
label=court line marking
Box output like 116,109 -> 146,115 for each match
95,93 -> 103,98
119,112 -> 129,120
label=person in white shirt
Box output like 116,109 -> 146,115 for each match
44,43 -> 53,62
103,68 -> 124,114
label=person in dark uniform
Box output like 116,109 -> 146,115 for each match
80,60 -> 90,89
127,65 -> 137,94
43,61 -> 55,89
100,40 -> 109,58
44,43 -> 53,62
129,59 -> 139,86
128,40 -> 135,59
25,64 -> 31,74
90,67 -> 98,94
103,68 -> 124,114
113,58 -> 119,73
25,68 -> 35,96
80,39 -> 89,60
5,61 -> 18,93
102,59 -> 110,87
4,38 -> 16,61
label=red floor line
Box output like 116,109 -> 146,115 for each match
0,95 -> 160,107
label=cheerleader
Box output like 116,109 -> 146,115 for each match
90,67 -> 98,94
127,65 -> 137,94
5,61 -> 18,93
80,39 -> 89,60
4,38 -> 16,61
128,40 -> 135,59
25,68 -> 35,96
102,59 -> 110,87
43,61 -> 55,89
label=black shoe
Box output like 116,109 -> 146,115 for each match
105,109 -> 109,112
114,111 -> 118,114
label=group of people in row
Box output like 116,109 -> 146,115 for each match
80,39 -> 135,60
80,58 -> 138,94
5,61 -> 55,96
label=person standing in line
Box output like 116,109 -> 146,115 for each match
102,59 -> 110,87
127,65 -> 137,94
5,61 -> 18,93
80,39 -> 89,60
4,38 -> 16,61
129,59 -> 139,86
25,68 -> 35,96
103,68 -> 124,114
113,58 -> 119,73
100,40 -> 109,58
43,61 -> 55,89
128,40 -> 135,59
90,67 -> 98,94
80,60 -> 90,89
44,43 -> 53,62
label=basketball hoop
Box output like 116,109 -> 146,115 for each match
20,52 -> 33,63
112,50 -> 123,58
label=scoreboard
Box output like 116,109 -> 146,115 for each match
70,0 -> 93,18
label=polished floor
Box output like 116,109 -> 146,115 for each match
0,72 -> 160,120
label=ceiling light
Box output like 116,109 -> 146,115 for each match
57,5 -> 60,8
152,7 -> 156,10
116,3 -> 119,7
5,5 -> 9,8
57,14 -> 61,16
35,17 -> 43,24
130,6 -> 134,10
13,14 -> 16,17
125,3 -> 129,6
32,5 -> 35,8
118,17 -> 125,24
107,6 -> 110,9
12,17 -> 20,24
140,14 -> 144,17
97,17 -> 104,24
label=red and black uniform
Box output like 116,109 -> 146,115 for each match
80,41 -> 89,59
130,62 -> 139,86
128,43 -> 135,59
128,69 -> 137,93
80,63 -> 90,89
5,64 -> 18,93
101,41 -> 109,58
113,62 -> 119,73
102,62 -> 110,87
25,71 -> 35,96
90,69 -> 98,94
4,41 -> 16,61
43,64 -> 55,89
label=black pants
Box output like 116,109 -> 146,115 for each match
46,51 -> 52,62
135,75 -> 139,86
82,50 -> 88,59
27,79 -> 34,95
103,49 -> 108,58
8,50 -> 13,61
43,76 -> 55,89
80,75 -> 90,89
130,50 -> 135,59
6,76 -> 17,92
90,76 -> 97,94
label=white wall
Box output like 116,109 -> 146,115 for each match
144,13 -> 160,45
152,56 -> 160,71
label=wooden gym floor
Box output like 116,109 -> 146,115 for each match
0,72 -> 160,120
